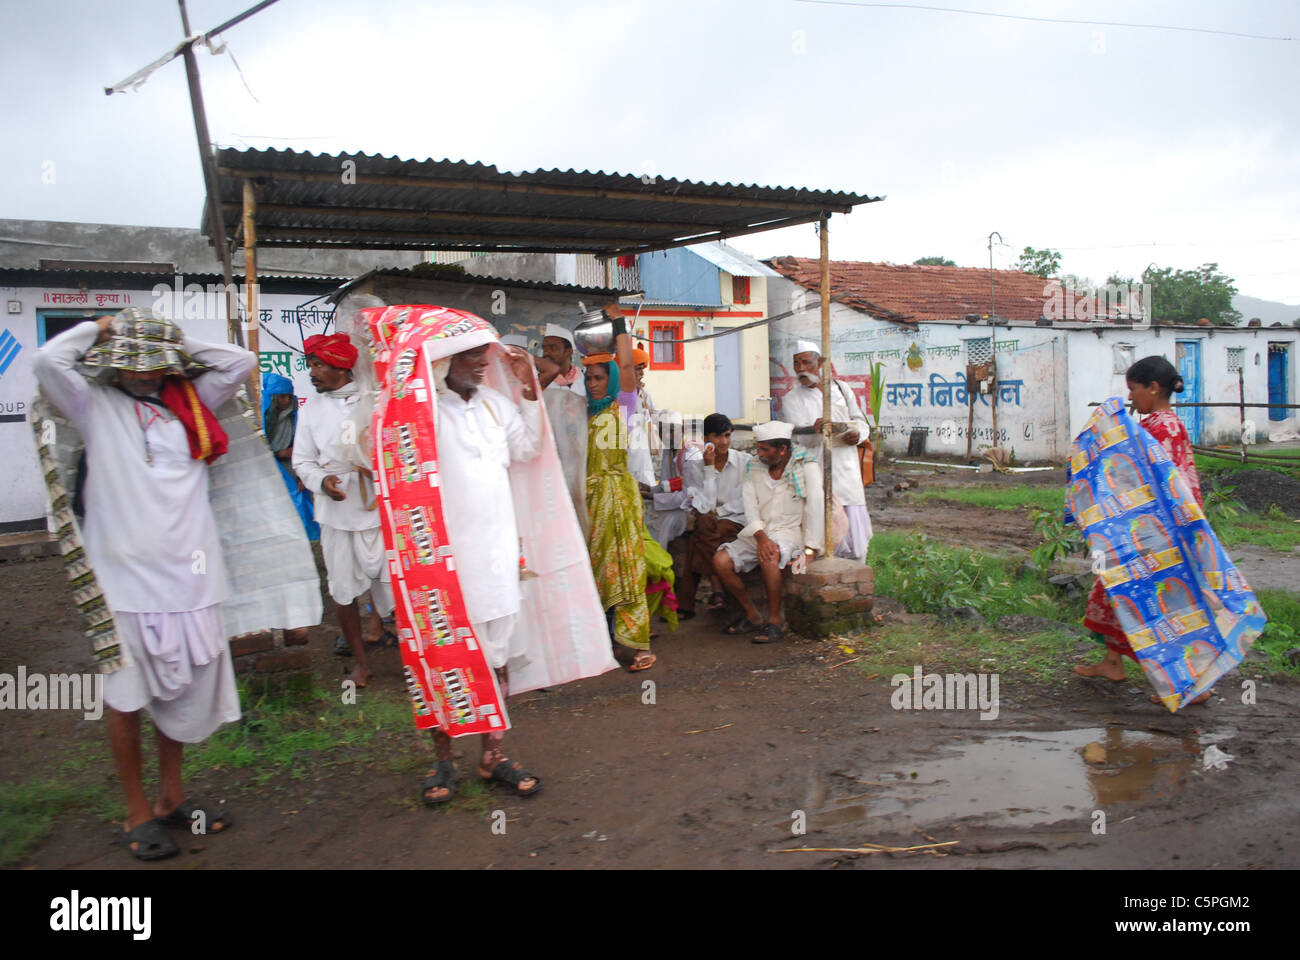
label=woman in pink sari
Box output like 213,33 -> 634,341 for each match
1074,355 -> 1210,704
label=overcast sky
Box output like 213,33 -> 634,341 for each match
2,0 -> 1297,303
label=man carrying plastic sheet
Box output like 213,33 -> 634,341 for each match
33,308 -> 254,861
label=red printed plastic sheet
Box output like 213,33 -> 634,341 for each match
365,305 -> 508,736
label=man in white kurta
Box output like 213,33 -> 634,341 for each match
33,310 -> 254,859
422,341 -> 546,802
779,339 -> 874,561
293,333 -> 394,688
677,412 -> 751,616
714,420 -> 824,643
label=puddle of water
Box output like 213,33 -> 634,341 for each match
801,727 -> 1205,832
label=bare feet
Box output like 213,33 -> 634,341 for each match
1073,660 -> 1126,682
347,665 -> 371,688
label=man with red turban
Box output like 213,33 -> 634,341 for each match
294,332 -> 394,688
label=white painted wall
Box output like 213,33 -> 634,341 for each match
0,280 -> 334,527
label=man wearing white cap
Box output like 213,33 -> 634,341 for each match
712,420 -> 823,643
541,323 -> 585,398
779,340 -> 873,562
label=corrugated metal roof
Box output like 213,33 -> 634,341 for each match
213,148 -> 882,256
685,242 -> 781,278
328,266 -> 623,302
0,266 -> 346,286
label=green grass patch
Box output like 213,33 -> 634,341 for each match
0,779 -> 113,868
1256,589 -> 1300,678
907,485 -> 1064,512
1212,512 -> 1300,552
848,620 -> 1084,687
1196,451 -> 1300,478
867,531 -> 1086,624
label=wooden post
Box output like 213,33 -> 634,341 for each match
819,215 -> 833,558
242,178 -> 260,411
178,0 -> 243,348
603,256 -> 612,290
1239,366 -> 1246,465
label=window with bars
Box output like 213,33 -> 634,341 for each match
649,320 -> 684,370
965,337 -> 992,366
732,275 -> 751,305
1227,347 -> 1245,372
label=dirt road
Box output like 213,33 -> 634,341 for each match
4,542 -> 1296,870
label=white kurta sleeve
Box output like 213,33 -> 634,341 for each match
801,460 -> 826,554
837,380 -> 870,437
32,321 -> 99,426
182,335 -> 257,410
292,405 -> 328,495
717,457 -> 749,519
503,396 -> 544,464
682,456 -> 709,512
737,466 -> 765,538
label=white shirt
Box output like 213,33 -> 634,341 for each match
739,456 -> 825,552
779,379 -> 870,506
682,448 -> 752,524
626,389 -> 658,487
436,384 -> 543,623
294,386 -> 379,532
545,369 -> 586,398
32,321 -> 255,614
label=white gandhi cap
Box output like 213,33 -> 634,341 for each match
792,339 -> 821,360
544,323 -> 575,347
753,420 -> 794,442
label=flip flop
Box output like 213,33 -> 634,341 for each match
422,760 -> 457,806
158,799 -> 234,835
629,652 -> 657,672
119,819 -> 178,861
481,759 -> 542,797
723,616 -> 760,636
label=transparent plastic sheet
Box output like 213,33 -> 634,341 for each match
31,382 -> 323,670
1065,397 -> 1268,711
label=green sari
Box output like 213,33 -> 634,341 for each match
586,407 -> 652,650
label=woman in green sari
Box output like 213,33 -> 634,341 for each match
584,356 -> 657,670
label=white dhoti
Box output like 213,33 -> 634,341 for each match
319,524 -> 394,613
104,604 -> 241,743
472,614 -> 524,672
835,504 -> 873,562
722,532 -> 801,574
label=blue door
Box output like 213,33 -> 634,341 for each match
1175,341 -> 1202,443
1269,343 -> 1290,421
713,329 -> 744,420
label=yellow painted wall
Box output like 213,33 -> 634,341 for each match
635,272 -> 771,422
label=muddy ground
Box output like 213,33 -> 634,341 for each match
3,463 -> 1297,870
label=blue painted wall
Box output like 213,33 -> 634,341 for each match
637,248 -> 722,306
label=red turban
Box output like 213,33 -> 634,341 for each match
303,333 -> 358,370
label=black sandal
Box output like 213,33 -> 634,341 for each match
753,623 -> 784,644
119,819 -> 179,861
481,759 -> 542,797
707,593 -> 728,612
422,760 -> 456,806
333,634 -> 352,657
723,616 -> 760,636
158,799 -> 234,835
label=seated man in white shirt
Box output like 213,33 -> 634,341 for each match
713,420 -> 824,644
677,413 -> 751,618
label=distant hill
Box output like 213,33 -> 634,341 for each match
1234,293 -> 1300,327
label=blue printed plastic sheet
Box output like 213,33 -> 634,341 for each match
1064,398 -> 1267,711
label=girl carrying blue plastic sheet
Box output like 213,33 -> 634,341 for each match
1066,356 -> 1267,711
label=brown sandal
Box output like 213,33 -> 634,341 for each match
629,652 -> 657,672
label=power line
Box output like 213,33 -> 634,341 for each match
794,1 -> 1298,41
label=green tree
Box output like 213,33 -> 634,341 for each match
1015,246 -> 1062,277
914,256 -> 956,266
1140,263 -> 1241,325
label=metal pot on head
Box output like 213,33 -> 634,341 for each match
573,308 -> 616,357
